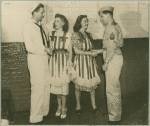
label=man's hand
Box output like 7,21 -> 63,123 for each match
45,47 -> 53,55
102,63 -> 108,71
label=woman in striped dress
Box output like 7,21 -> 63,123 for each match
71,15 -> 104,114
48,14 -> 72,119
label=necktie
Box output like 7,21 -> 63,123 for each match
34,23 -> 47,46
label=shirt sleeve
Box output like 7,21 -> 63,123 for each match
104,26 -> 117,64
71,32 -> 81,50
22,24 -> 45,54
114,25 -> 124,47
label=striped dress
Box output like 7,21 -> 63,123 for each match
48,31 -> 71,95
71,32 -> 101,92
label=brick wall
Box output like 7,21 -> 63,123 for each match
2,43 -> 30,111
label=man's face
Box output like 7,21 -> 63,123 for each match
99,12 -> 110,26
35,7 -> 45,22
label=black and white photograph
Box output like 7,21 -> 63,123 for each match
1,1 -> 149,125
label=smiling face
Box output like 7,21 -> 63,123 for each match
54,17 -> 64,30
81,17 -> 89,30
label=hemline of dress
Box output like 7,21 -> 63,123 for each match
72,76 -> 101,88
75,84 -> 98,92
49,75 -> 70,87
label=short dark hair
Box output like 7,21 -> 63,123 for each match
101,11 -> 113,17
73,15 -> 87,32
32,4 -> 44,15
53,14 -> 69,33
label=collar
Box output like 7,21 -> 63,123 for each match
30,18 -> 41,26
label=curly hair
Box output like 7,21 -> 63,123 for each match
53,14 -> 69,33
73,15 -> 87,32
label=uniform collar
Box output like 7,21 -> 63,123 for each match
106,20 -> 117,28
30,18 -> 41,26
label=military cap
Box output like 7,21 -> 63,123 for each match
99,6 -> 114,14
29,2 -> 41,13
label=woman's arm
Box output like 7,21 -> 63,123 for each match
88,32 -> 104,55
91,49 -> 105,54
71,32 -> 93,56
73,47 -> 92,55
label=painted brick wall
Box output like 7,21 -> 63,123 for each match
2,43 -> 30,111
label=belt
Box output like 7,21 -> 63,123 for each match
53,49 -> 68,54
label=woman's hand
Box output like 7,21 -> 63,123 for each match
102,63 -> 108,71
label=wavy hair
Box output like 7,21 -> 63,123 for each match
53,14 -> 69,33
73,15 -> 87,32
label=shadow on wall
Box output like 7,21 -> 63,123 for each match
45,4 -> 54,24
119,11 -> 148,38
68,18 -> 76,34
42,5 -> 54,33
87,17 -> 103,39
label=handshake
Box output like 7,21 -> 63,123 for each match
90,48 -> 106,57
45,47 -> 53,55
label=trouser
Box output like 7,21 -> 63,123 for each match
105,54 -> 123,121
27,54 -> 50,123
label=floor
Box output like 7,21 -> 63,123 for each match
10,91 -> 148,125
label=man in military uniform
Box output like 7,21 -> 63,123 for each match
98,6 -> 124,125
23,2 -> 52,124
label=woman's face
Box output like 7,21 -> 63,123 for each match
81,17 -> 89,30
54,17 -> 64,30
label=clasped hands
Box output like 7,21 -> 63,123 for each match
90,49 -> 103,57
90,49 -> 108,71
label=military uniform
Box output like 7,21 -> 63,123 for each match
99,6 -> 124,121
22,2 -> 50,123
